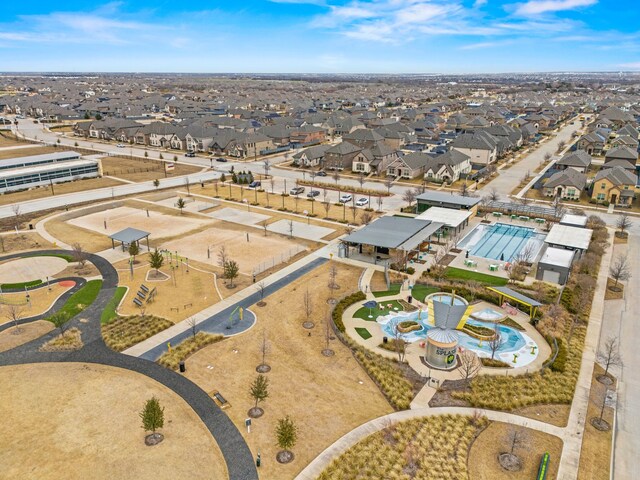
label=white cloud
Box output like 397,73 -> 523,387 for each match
474,0 -> 488,6
618,62 -> 640,69
460,40 -> 511,50
512,0 -> 597,16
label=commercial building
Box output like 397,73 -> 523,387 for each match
0,151 -> 81,171
0,159 -> 101,193
536,246 -> 575,284
415,191 -> 480,215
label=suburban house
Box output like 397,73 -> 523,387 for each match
604,146 -> 638,166
576,132 -> 606,155
343,129 -> 385,149
542,169 -> 587,200
386,152 -> 431,179
351,142 -> 398,175
322,141 -> 362,170
451,131 -> 498,166
423,150 -> 472,183
292,145 -> 330,167
591,166 -> 637,205
555,151 -> 592,173
290,125 -> 326,145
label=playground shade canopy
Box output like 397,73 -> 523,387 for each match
109,227 -> 150,249
487,286 -> 541,317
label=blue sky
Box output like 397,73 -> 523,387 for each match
0,0 -> 638,73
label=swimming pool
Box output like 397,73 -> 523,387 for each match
376,310 -> 537,367
471,307 -> 506,322
458,223 -> 545,262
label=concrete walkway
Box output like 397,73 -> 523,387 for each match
556,229 -> 613,480
295,406 -> 565,480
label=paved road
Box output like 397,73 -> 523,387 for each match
0,250 -> 258,480
478,121 -> 583,199
599,222 -> 640,479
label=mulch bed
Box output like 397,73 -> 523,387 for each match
428,378 -> 472,408
441,254 -> 457,266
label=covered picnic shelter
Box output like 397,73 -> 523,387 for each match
487,286 -> 542,318
109,227 -> 151,251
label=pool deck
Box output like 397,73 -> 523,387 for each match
343,294 -> 551,407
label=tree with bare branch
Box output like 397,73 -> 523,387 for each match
458,350 -> 481,381
5,304 -> 23,333
256,281 -> 267,307
72,243 -> 88,268
488,324 -> 501,360
402,189 -> 416,209
384,177 -> 394,194
257,329 -> 271,373
302,287 -> 314,329
499,426 -> 529,471
217,245 -> 228,268
609,254 -> 631,290
596,336 -> 622,384
322,309 -> 334,357
11,204 -> 21,229
616,213 -> 631,237
186,317 -> 198,339
360,211 -> 373,225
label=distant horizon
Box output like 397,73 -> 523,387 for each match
1,1 -> 638,73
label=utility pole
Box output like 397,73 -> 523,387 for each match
49,178 -> 55,196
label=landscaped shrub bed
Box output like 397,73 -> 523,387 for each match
317,414 -> 488,480
333,291 -> 366,332
157,332 -> 224,370
397,320 -> 421,333
480,358 -> 512,368
500,317 -> 525,331
462,323 -> 496,339
102,314 -> 173,352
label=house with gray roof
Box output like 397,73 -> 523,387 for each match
451,131 -> 498,166
542,168 -> 587,200
292,145 -> 330,167
555,150 -> 592,173
604,145 -> 638,166
592,166 -> 637,205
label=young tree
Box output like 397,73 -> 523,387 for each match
250,281 -> 265,307
11,204 -> 21,229
616,213 -> 631,236
360,211 -> 373,225
384,177 -> 394,194
5,304 -> 24,332
224,260 -> 240,288
556,140 -> 566,153
176,197 -> 186,214
186,317 -> 198,339
500,426 -> 529,470
596,336 -> 623,382
49,311 -> 70,337
275,416 -> 298,463
487,187 -> 499,202
460,182 -> 469,197
322,201 -> 331,219
128,242 -> 140,262
72,243 -> 88,268
149,249 -> 164,274
391,319 -> 408,363
257,329 -> 271,372
402,189 -> 416,209
217,245 -> 228,268
302,287 -> 314,328
488,324 -> 501,360
609,254 -> 631,289
544,152 -> 552,163
458,350 -> 481,381
332,170 -> 341,188
249,374 -> 269,418
140,396 -> 165,442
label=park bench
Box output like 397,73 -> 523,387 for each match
209,390 -> 231,410
136,291 -> 146,300
140,284 -> 149,293
133,298 -> 143,307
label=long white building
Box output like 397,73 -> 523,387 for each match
0,157 -> 101,193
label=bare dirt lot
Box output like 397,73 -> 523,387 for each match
101,156 -> 201,183
0,320 -> 54,352
0,363 -> 227,480
161,221 -> 308,275
0,256 -> 69,283
67,205 -> 212,240
185,261 -> 393,479
0,232 -> 54,253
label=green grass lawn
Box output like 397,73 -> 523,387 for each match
372,283 -> 402,298
1,279 -> 42,290
100,286 -> 128,324
353,300 -> 404,321
355,327 -> 372,340
444,267 -> 508,286
409,285 -> 439,302
50,279 -> 102,321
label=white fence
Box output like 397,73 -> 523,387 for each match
252,245 -> 306,276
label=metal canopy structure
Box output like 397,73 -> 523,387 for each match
484,201 -> 559,219
342,216 -> 444,251
487,286 -> 542,318
109,227 -> 151,251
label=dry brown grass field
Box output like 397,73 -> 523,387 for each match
0,232 -> 54,253
184,261 -> 393,479
0,146 -> 59,160
113,254 -> 221,322
0,320 -> 53,352
0,363 -> 228,480
0,177 -> 125,207
468,421 -> 563,480
101,155 -> 202,182
0,282 -> 73,322
577,364 -> 615,480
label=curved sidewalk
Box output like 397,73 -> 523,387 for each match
295,406 -> 566,480
0,249 -> 258,480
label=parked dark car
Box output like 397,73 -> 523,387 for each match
185,151 -> 196,157
215,157 -> 227,162
306,190 -> 320,198
249,181 -> 261,188
316,171 -> 327,177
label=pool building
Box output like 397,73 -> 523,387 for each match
458,222 -> 546,262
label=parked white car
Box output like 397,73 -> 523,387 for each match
339,194 -> 353,203
355,197 -> 369,206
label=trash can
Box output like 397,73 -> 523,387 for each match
179,361 -> 186,373
383,336 -> 388,344
407,296 -> 412,304
29,223 -> 34,230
